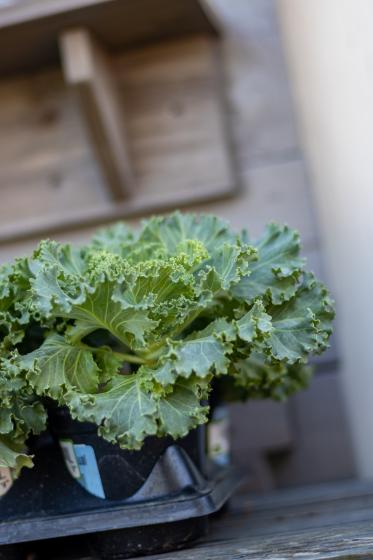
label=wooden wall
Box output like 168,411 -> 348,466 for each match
0,0 -> 355,489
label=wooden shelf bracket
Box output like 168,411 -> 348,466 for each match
59,28 -> 135,201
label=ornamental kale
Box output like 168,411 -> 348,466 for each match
0,213 -> 334,474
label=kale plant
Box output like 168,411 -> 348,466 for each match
0,213 -> 334,474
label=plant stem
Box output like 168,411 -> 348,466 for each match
111,351 -> 146,365
79,343 -> 147,365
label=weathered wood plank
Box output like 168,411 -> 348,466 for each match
0,0 -> 218,75
194,159 -> 320,246
113,34 -> 236,209
211,0 -> 300,167
60,27 -> 135,200
0,68 -> 109,231
0,160 -> 320,260
230,401 -> 292,454
270,372 -> 355,489
139,481 -> 373,559
0,34 -> 236,243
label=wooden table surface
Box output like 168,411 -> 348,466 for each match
140,480 -> 373,560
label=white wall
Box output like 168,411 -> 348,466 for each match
278,0 -> 373,476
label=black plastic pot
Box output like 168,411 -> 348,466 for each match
47,404 -> 206,501
0,406 -> 242,559
0,467 -> 15,501
0,544 -> 24,560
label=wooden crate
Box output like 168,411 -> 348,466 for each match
0,0 -> 236,244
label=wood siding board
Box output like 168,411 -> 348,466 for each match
0,34 -> 236,243
126,481 -> 373,559
59,28 -> 135,199
0,0 -> 218,76
269,371 -> 356,488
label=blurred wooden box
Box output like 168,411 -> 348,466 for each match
0,0 -> 236,244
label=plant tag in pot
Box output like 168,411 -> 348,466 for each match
208,405 -> 230,466
59,439 -> 105,499
0,467 -> 13,497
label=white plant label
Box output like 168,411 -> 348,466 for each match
59,439 -> 81,479
208,405 -> 230,466
59,439 -> 105,499
0,467 -> 13,497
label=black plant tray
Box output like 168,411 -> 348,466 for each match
0,437 -> 242,559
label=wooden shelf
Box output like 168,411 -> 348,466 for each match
59,28 -> 136,200
0,1 -> 237,245
0,32 -> 236,244
156,481 -> 373,560
0,0 -> 218,75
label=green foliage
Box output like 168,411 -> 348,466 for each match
0,354 -> 47,475
0,212 -> 334,474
